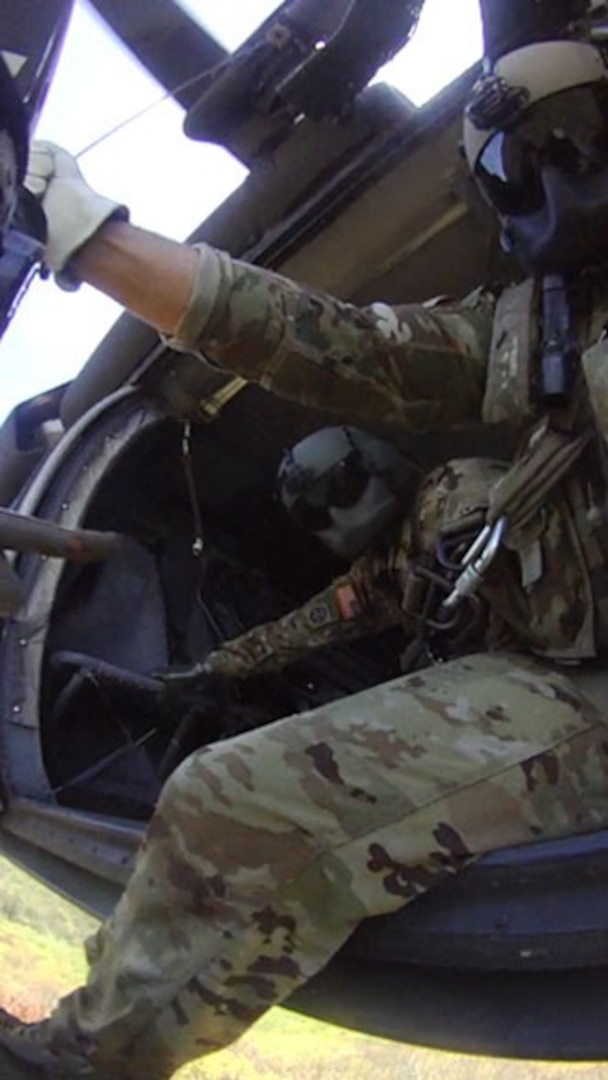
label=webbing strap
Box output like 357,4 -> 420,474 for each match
0,552 -> 22,617
487,425 -> 593,531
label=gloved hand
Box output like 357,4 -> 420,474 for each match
155,661 -> 232,713
24,140 -> 129,286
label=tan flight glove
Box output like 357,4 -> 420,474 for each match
24,140 -> 129,288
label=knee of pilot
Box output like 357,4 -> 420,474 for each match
155,745 -> 208,808
155,742 -> 243,819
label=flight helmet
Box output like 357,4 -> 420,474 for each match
277,426 -> 419,559
463,38 -> 608,272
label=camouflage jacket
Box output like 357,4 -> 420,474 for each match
202,459 -> 488,679
169,246 -> 493,431
205,457 -> 578,680
203,524 -> 414,679
170,250 -> 608,663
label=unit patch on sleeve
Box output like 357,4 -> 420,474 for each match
308,602 -> 334,627
335,583 -> 364,620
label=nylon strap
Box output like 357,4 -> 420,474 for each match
487,423 -> 593,530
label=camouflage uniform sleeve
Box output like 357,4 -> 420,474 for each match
204,562 -> 404,679
167,245 -> 497,431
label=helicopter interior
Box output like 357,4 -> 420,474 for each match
5,5 -> 608,1061
37,391 -> 409,820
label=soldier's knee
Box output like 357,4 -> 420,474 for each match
157,744 -> 208,800
156,740 -> 259,822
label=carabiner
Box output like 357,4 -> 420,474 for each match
441,515 -> 508,612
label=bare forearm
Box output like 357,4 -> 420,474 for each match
73,220 -> 199,334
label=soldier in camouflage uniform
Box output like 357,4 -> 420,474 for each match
163,428 -> 531,691
5,28 -> 608,1080
169,424 -> 428,683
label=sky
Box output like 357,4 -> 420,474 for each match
0,0 -> 482,424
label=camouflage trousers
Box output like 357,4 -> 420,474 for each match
39,653 -> 608,1077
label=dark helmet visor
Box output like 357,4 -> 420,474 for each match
475,84 -> 608,216
287,452 -> 370,533
288,500 -> 333,533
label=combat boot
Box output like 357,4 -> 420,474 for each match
0,1008 -> 89,1077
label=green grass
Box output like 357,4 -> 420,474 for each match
0,854 -> 607,1079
